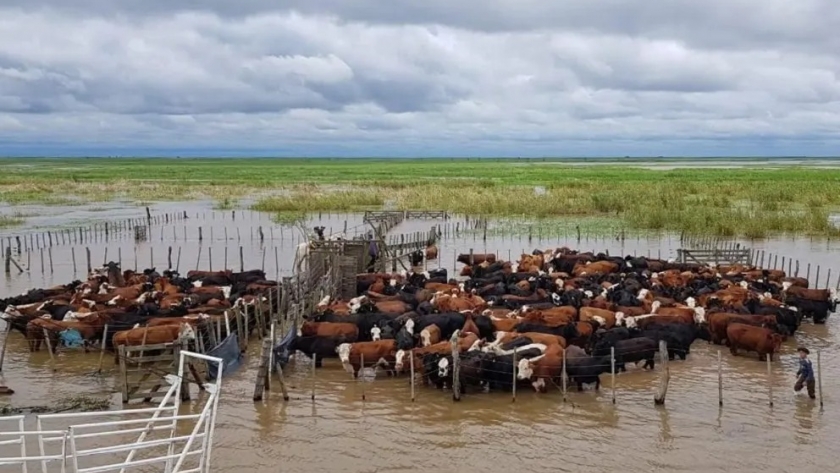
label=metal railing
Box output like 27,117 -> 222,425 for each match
0,351 -> 223,473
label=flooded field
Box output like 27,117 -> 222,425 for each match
2,201 -> 839,473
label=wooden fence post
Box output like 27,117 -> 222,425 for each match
450,331 -> 461,402
611,346 -> 616,404
654,340 -> 669,405
767,354 -> 773,407
718,350 -> 723,407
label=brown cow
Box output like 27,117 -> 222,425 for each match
784,285 -> 833,302
419,324 -> 441,346
572,261 -> 618,277
111,323 -> 196,363
425,244 -> 438,260
579,307 -> 619,329
707,312 -> 777,345
26,318 -> 98,352
517,343 -> 565,392
301,322 -> 358,340
394,332 -> 480,374
337,340 -> 398,377
727,323 -> 783,361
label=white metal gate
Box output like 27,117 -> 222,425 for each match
0,350 -> 224,473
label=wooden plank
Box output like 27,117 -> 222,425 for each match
122,355 -> 176,363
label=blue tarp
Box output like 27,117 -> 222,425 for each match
59,329 -> 84,348
206,333 -> 242,381
272,329 -> 297,370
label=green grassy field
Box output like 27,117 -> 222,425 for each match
2,158 -> 840,238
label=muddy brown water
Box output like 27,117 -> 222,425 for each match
1,202 -> 839,472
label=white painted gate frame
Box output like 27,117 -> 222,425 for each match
0,350 -> 224,473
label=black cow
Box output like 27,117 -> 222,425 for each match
564,351 -> 613,391
593,337 -> 657,372
289,335 -> 347,368
423,353 -> 446,389
415,313 -> 466,341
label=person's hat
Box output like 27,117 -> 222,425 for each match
797,347 -> 810,355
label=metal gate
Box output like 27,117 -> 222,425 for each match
0,350 -> 224,473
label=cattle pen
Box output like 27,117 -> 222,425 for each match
3,205 -> 840,473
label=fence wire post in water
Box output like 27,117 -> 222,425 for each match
311,355 -> 317,401
86,247 -> 92,273
767,354 -> 773,407
511,347 -> 517,403
654,340 -> 669,405
410,349 -> 416,402
71,247 -> 77,274
150,247 -> 154,268
561,351 -> 567,402
360,353 -> 366,401
240,246 -> 244,272
611,346 -> 616,404
0,323 -> 11,373
43,328 -> 56,370
451,331 -> 461,402
176,246 -> 182,272
96,324 -> 109,374
133,245 -> 137,271
817,350 -> 823,409
209,247 -> 213,271
168,246 -> 172,269
718,350 -> 723,407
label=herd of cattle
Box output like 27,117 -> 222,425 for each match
291,249 -> 837,393
0,262 -> 275,361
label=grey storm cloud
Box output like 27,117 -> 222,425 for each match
0,2 -> 839,156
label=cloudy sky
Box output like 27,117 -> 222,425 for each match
1,2 -> 839,157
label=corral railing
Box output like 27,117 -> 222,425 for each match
0,350 -> 223,473
677,248 -> 753,266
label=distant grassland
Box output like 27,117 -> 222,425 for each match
2,158 -> 840,238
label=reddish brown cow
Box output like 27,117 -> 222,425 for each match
419,324 -> 441,347
337,340 -> 398,377
572,261 -> 619,277
425,244 -> 438,260
457,253 -> 496,265
727,323 -> 783,361
707,312 -> 777,345
301,322 -> 358,340
186,270 -> 233,280
785,286 -> 831,301
517,343 -> 565,392
26,318 -> 98,352
112,324 -> 194,363
579,307 -> 618,329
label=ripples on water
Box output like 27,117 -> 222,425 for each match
1,208 -> 839,472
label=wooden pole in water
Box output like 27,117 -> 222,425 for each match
40,247 -> 45,274
826,269 -> 831,291
451,331 -> 461,402
275,247 -> 279,280
209,248 -> 213,272
511,347 -> 517,402
3,246 -> 9,274
195,246 -> 201,271
48,247 -> 53,274
815,266 -> 821,289
0,323 -> 11,373
611,346 -> 616,404
718,350 -> 723,407
176,247 -> 182,272
654,340 -> 669,405
817,350 -> 823,409
224,247 -> 228,270
311,355 -> 316,401
561,351 -> 567,402
150,247 -> 154,269
261,247 -> 266,272
240,246 -> 244,272
410,350 -> 416,402
96,324 -> 109,374
168,247 -> 172,269
133,246 -> 137,271
86,247 -> 92,274
71,247 -> 77,274
43,329 -> 56,370
766,354 -> 773,407
360,353 -> 366,401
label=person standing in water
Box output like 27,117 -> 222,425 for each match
794,347 -> 816,399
